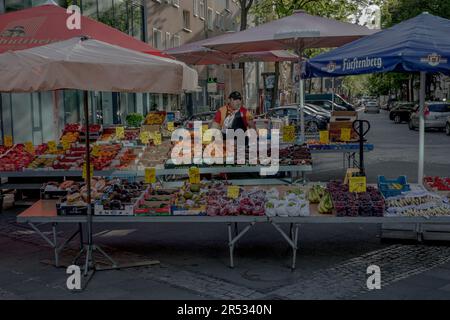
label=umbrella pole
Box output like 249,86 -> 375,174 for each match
418,71 -> 426,184
83,91 -> 93,249
297,55 -> 305,142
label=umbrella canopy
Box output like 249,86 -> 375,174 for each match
165,36 -> 299,65
204,10 -> 376,54
302,12 -> 450,78
0,3 -> 168,57
0,37 -> 198,93
301,12 -> 450,184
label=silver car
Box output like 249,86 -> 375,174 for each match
364,100 -> 380,113
409,103 -> 450,131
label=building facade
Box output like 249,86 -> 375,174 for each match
1,0 -> 240,144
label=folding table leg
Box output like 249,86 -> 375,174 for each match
271,221 -> 301,270
227,222 -> 255,268
78,223 -> 84,250
52,223 -> 59,267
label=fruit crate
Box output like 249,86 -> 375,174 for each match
378,176 -> 411,198
57,203 -> 91,216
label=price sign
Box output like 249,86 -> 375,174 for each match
4,135 -> 13,147
189,166 -> 200,184
349,176 -> 367,193
154,132 -> 162,145
115,126 -> 125,139
319,131 -> 329,144
61,140 -> 71,150
167,122 -> 175,132
47,140 -> 57,153
227,186 -> 240,199
145,167 -> 156,184
91,144 -> 100,157
340,128 -> 351,142
202,124 -> 209,134
140,131 -> 150,144
282,125 -> 296,143
25,141 -> 34,154
82,163 -> 94,180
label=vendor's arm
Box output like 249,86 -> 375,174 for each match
211,109 -> 222,130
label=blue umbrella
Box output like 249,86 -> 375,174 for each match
303,12 -> 450,184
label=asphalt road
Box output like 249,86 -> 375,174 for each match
0,110 -> 450,300
308,109 -> 450,183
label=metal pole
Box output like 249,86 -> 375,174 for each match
418,71 -> 426,184
332,78 -> 335,111
83,91 -> 93,246
297,55 -> 305,142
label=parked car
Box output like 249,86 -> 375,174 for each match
306,93 -> 354,111
389,102 -> 416,123
409,102 -> 450,131
446,116 -> 450,136
263,106 -> 328,133
183,111 -> 216,129
385,97 -> 399,111
305,103 -> 332,119
307,100 -> 348,112
364,100 -> 380,113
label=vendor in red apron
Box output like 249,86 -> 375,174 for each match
211,91 -> 254,134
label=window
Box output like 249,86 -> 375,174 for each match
215,11 -> 221,29
172,0 -> 179,7
225,0 -> 231,12
165,32 -> 171,49
207,8 -> 213,30
172,34 -> 181,48
183,10 -> 191,31
152,28 -> 162,49
199,0 -> 205,19
193,0 -> 198,17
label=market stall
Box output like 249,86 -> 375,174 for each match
0,36 -> 198,283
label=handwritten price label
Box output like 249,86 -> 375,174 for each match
167,122 -> 175,132
154,132 -> 162,145
145,167 -> 156,184
82,163 -> 94,180
349,176 -> 367,193
319,131 -> 329,144
227,186 -> 240,199
115,127 -> 125,139
340,128 -> 351,142
25,141 -> 34,154
4,136 -> 13,147
189,166 -> 200,184
47,140 -> 57,153
282,125 -> 296,143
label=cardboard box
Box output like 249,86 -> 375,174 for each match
330,111 -> 357,123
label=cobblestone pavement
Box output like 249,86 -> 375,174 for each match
1,215 -> 450,299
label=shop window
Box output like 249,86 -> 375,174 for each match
207,8 -> 213,30
199,0 -> 205,20
152,28 -> 162,49
183,10 -> 191,31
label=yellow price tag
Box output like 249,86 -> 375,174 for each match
349,176 -> 367,193
145,167 -> 156,184
340,128 -> 351,142
154,132 -> 162,145
116,127 -> 125,139
319,131 -> 329,144
47,140 -> 57,153
202,124 -> 209,134
167,122 -> 175,132
82,163 -> 94,180
203,129 -> 213,144
62,140 -> 71,150
189,166 -> 200,184
282,125 -> 296,143
4,135 -> 13,147
25,141 -> 34,154
91,144 -> 100,157
140,132 -> 150,144
227,186 -> 240,199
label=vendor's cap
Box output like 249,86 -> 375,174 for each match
229,91 -> 242,100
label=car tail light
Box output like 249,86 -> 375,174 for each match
424,106 -> 430,117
